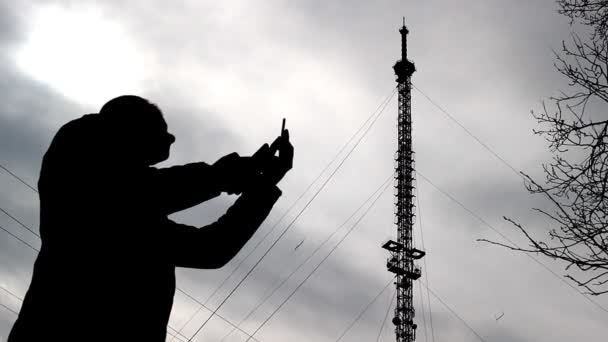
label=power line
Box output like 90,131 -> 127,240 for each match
0,172 -> 275,342
414,84 -> 608,314
415,183 -> 435,342
166,325 -> 191,342
423,284 -> 487,342
0,200 -> 253,341
172,87 -> 398,341
210,88 -> 397,303
140,88 -> 397,342
0,228 -> 247,342
375,289 -> 395,342
0,284 -> 190,342
219,173 -> 394,342
416,170 -> 608,314
0,164 -> 38,193
0,285 -> 23,303
165,330 -> 188,342
187,87 -> 397,341
412,84 -> 522,179
417,281 -> 429,342
217,248 -> 299,342
0,171 -> 262,342
0,91 -> 392,342
0,206 -> 39,238
1,91 -> 395,340
0,223 -> 39,252
0,302 -> 18,316
174,287 -> 263,342
0,284 -> 22,318
334,276 -> 396,342
0,164 -> 266,340
243,179 -> 393,341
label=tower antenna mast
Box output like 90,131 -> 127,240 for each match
382,18 -> 425,342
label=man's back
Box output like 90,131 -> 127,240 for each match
10,114 -> 178,340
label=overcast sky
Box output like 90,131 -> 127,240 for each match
1,0 -> 607,341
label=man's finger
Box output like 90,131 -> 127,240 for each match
269,136 -> 281,156
253,143 -> 270,159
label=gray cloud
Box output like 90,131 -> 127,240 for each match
1,0 -> 607,341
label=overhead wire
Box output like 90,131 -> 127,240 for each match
243,178 -> 393,341
219,173 -> 394,342
0,206 -> 39,238
416,170 -> 608,314
415,183 -> 435,342
0,230 -> 254,342
174,287 -> 262,342
204,87 -> 397,305
412,84 -> 522,179
0,229 -> 251,341
374,288 -> 395,342
414,77 -> 608,315
171,87 -> 397,340
217,248 -> 299,342
0,302 -> 18,316
1,90 -> 395,342
4,88 -> 393,342
165,330 -> 188,342
0,80 -> 533,342
423,284 -> 487,342
0,286 -> 23,304
417,281 -> 429,342
0,166 -> 228,341
334,276 -> 396,342
3,80 -> 600,340
0,284 -> 191,342
0,223 -> 39,252
0,285 -> 21,318
0,164 -> 38,193
410,222 -> 429,342
187,87 -> 397,341
0,213 -> 254,341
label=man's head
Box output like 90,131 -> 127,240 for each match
99,95 -> 175,165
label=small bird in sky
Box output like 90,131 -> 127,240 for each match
294,239 -> 304,251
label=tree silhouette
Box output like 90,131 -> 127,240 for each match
481,0 -> 608,296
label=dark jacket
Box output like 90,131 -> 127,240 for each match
8,114 -> 281,341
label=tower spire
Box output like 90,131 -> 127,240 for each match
382,19 -> 422,342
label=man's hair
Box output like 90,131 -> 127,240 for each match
100,95 -> 162,122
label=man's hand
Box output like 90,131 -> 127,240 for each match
212,152 -> 259,195
264,129 -> 293,185
214,129 -> 293,194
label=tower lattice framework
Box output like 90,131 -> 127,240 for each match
382,19 -> 425,342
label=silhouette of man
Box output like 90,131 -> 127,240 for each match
8,95 -> 293,341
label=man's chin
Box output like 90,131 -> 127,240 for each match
148,152 -> 170,166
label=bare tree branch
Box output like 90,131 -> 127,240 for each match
484,0 -> 608,296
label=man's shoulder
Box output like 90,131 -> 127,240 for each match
44,114 -> 102,158
58,113 -> 100,134
51,114 -> 102,144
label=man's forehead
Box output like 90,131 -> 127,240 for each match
147,110 -> 167,127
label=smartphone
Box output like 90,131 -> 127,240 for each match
281,118 -> 286,136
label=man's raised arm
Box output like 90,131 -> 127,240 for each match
146,162 -> 222,215
144,152 -> 260,215
166,181 -> 282,269
166,129 -> 293,268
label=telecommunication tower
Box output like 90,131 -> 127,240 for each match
382,19 -> 425,342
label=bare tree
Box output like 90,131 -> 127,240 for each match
481,0 -> 608,296
559,0 -> 608,38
